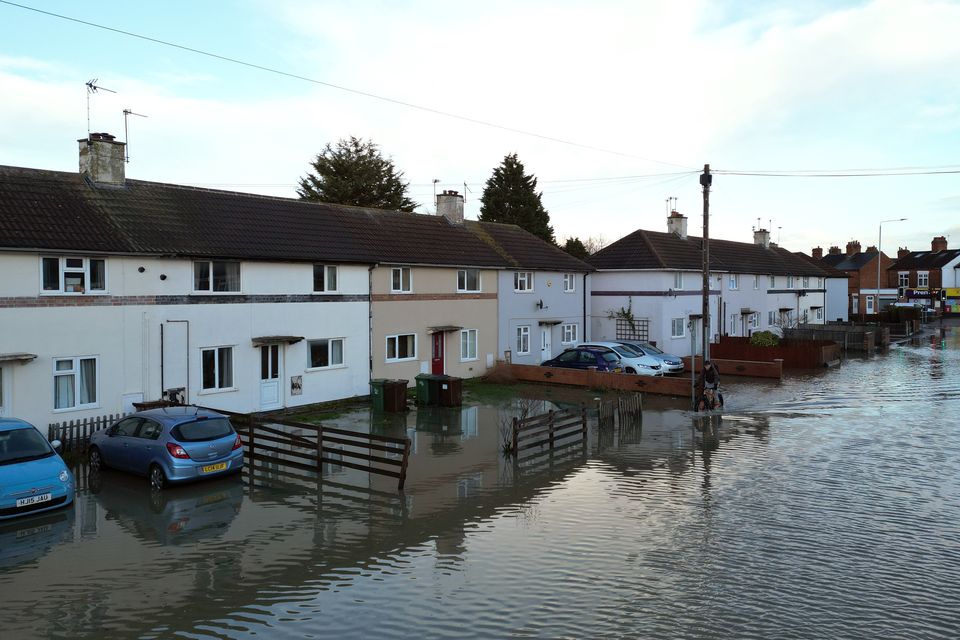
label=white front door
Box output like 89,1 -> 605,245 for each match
540,327 -> 552,362
259,344 -> 283,410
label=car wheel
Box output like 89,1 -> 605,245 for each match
88,446 -> 105,470
625,367 -> 636,374
149,464 -> 166,490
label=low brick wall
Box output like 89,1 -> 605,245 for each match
502,363 -> 693,396
683,356 -> 784,378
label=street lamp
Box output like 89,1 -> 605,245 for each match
876,217 -> 907,317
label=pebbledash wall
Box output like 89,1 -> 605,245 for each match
0,252 -> 370,429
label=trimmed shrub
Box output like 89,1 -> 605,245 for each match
750,330 -> 780,347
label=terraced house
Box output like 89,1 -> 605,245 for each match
0,135 -> 590,429
587,210 -> 831,355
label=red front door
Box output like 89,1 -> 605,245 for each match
431,332 -> 444,374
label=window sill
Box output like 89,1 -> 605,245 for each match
460,357 -> 479,363
191,291 -> 243,295
514,290 -> 534,294
385,357 -> 417,364
457,290 -> 482,294
306,364 -> 347,372
390,290 -> 414,294
198,387 -> 238,395
41,291 -> 109,297
53,404 -> 101,414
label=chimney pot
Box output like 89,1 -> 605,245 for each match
897,247 -> 911,259
866,245 -> 878,254
828,246 -> 841,255
812,247 -> 823,260
845,240 -> 861,256
932,236 -> 948,252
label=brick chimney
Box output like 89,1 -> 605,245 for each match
866,245 -> 878,254
812,246 -> 823,260
666,209 -> 688,239
898,247 -> 911,259
845,240 -> 861,256
828,246 -> 841,255
753,228 -> 771,248
78,132 -> 126,186
436,190 -> 464,224
932,236 -> 948,252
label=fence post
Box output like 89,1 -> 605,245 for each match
548,410 -> 555,452
315,424 -> 323,470
581,405 -> 588,449
398,437 -> 411,492
511,416 -> 519,454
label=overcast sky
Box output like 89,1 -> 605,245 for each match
1,0 -> 958,255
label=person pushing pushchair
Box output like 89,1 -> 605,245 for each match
695,360 -> 724,411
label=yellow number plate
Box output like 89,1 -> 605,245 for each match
201,462 -> 228,473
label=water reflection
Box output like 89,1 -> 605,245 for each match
1,323 -> 959,639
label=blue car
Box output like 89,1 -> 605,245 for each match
0,418 -> 75,520
88,407 -> 243,490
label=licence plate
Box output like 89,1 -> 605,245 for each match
201,462 -> 228,474
16,493 -> 51,508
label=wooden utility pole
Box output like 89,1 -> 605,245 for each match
700,164 -> 712,365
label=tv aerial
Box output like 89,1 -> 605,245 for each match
85,78 -> 116,134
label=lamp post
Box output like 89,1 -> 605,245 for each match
876,217 -> 907,318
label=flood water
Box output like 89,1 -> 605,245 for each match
2,322 -> 959,639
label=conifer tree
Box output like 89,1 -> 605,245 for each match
562,237 -> 590,259
298,137 -> 418,212
479,153 -> 555,243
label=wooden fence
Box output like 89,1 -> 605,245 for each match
511,406 -> 587,458
48,413 -> 124,453
220,410 -> 411,492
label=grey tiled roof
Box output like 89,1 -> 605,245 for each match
821,251 -> 878,271
0,165 -> 579,270
588,228 -> 830,276
888,249 -> 960,271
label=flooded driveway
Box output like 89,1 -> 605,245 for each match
2,322 -> 959,639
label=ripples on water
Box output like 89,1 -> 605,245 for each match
2,325 -> 959,639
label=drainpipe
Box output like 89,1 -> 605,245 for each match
582,273 -> 588,341
368,264 -> 375,382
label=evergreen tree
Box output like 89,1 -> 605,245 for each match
562,237 -> 590,260
297,137 -> 418,211
479,153 -> 555,243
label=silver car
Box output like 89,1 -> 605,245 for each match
578,342 -> 663,376
616,340 -> 685,374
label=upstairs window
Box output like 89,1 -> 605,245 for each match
898,272 -> 909,287
802,276 -> 810,288
563,273 -> 576,292
457,269 -> 481,292
391,267 -> 412,293
313,265 -> 339,292
753,275 -> 759,290
787,275 -> 795,289
41,256 -> 106,294
514,271 -> 533,292
769,275 -> 776,288
918,271 -> 929,288
729,274 -> 739,290
194,261 -> 240,292
673,272 -> 683,290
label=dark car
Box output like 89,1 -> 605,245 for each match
88,407 -> 243,490
541,347 -> 623,372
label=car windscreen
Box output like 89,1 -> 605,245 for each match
171,418 -> 234,442
0,427 -> 53,465
613,345 -> 641,357
641,342 -> 664,354
601,352 -> 620,363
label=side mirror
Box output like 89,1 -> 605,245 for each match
51,439 -> 63,453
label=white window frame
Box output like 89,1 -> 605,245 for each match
787,275 -> 795,289
898,272 -> 909,287
816,307 -> 823,320
391,267 -> 412,293
460,329 -> 478,361
918,271 -> 929,288
386,333 -> 417,362
457,268 -> 481,293
729,274 -> 739,290
40,256 -> 107,295
193,261 -> 241,293
673,272 -> 683,290
516,326 -> 531,355
802,276 -> 810,288
769,275 -> 776,288
200,346 -> 235,393
514,271 -> 533,292
768,310 -> 775,326
563,273 -> 576,293
750,313 -> 760,328
671,318 -> 685,338
753,275 -> 759,290
313,265 -> 339,293
53,356 -> 99,411
865,295 -> 875,314
307,338 -> 345,370
561,323 -> 578,344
